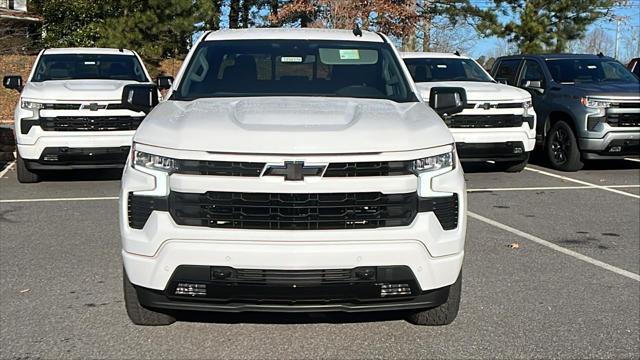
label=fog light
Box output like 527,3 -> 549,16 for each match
379,283 -> 412,297
513,147 -> 523,154
610,146 -> 622,153
43,155 -> 59,161
175,282 -> 207,297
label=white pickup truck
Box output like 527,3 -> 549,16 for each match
118,28 -> 467,326
402,52 -> 536,172
3,48 -> 154,183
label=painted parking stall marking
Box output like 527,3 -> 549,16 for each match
469,211 -> 640,282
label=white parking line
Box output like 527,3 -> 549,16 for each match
468,185 -> 640,192
524,166 -> 640,199
0,161 -> 15,179
624,158 -> 640,163
469,211 -> 640,282
0,196 -> 118,203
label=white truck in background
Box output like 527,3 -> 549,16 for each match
402,52 -> 536,172
3,48 -> 155,183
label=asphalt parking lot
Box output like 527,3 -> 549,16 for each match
1,159 -> 639,359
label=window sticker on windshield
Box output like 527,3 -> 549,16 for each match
436,64 -> 447,68
587,65 -> 597,69
339,49 -> 360,60
281,56 -> 303,63
84,61 -> 96,65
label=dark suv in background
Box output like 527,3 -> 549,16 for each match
492,54 -> 639,171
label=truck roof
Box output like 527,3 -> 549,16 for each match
42,48 -> 137,56
497,53 -> 616,61
204,28 -> 384,43
400,51 -> 470,60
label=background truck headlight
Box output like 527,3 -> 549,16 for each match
580,97 -> 611,109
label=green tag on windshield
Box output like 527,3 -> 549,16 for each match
339,49 -> 360,60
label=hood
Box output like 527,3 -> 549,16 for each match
415,81 -> 531,102
565,81 -> 640,99
20,79 -> 145,102
134,97 -> 453,154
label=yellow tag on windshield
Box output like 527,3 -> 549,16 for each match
339,49 -> 360,60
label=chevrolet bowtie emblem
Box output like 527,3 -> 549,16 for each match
263,161 -> 326,181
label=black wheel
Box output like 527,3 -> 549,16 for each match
545,121 -> 583,172
405,272 -> 462,326
123,268 -> 175,326
16,152 -> 40,183
495,153 -> 530,173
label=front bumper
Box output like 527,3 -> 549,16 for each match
23,146 -> 130,170
579,130 -> 640,159
17,129 -> 135,161
132,264 -> 452,313
456,141 -> 528,162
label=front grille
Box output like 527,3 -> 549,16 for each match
446,114 -> 524,128
169,191 -> 417,230
607,113 -> 640,127
612,102 -> 640,109
39,116 -> 144,131
177,160 -> 265,176
234,269 -> 355,284
465,102 -> 523,109
324,161 -> 413,177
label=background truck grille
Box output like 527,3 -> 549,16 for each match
168,191 -> 417,230
445,114 -> 524,128
39,116 -> 144,131
606,113 -> 640,127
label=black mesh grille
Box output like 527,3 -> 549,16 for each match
177,160 -> 265,176
612,102 -> 640,109
324,161 -> 413,177
607,113 -> 640,127
419,195 -> 459,230
446,114 -> 524,128
169,191 -> 418,230
40,116 -> 144,131
234,269 -> 355,284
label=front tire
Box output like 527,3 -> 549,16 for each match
123,268 -> 176,326
405,272 -> 462,326
16,153 -> 40,183
495,153 -> 530,173
545,121 -> 583,172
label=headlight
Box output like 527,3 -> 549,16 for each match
581,97 -> 610,108
21,100 -> 44,110
411,151 -> 455,174
132,147 -> 177,173
522,100 -> 532,116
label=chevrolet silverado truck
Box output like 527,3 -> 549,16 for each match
492,54 -> 640,171
119,28 -> 468,326
402,52 -> 536,172
3,48 -> 154,183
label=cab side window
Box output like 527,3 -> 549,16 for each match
493,59 -> 521,85
520,60 -> 546,88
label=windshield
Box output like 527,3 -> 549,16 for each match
403,57 -> 493,82
175,40 -> 416,102
32,54 -> 148,82
545,58 -> 639,84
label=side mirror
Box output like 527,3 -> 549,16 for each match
3,75 -> 23,91
429,87 -> 467,117
496,78 -> 509,85
156,76 -> 174,90
121,84 -> 159,114
521,79 -> 544,94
